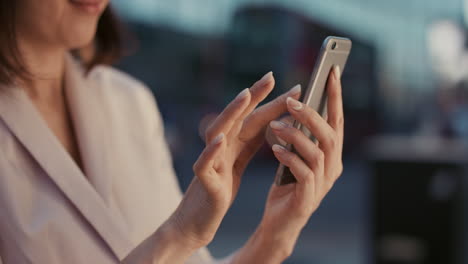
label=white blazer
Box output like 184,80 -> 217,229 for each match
0,55 -> 230,263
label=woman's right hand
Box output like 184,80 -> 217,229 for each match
168,86 -> 253,248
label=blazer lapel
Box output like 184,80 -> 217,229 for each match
0,57 -> 134,260
64,55 -> 114,205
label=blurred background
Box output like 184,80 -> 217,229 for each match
111,0 -> 468,263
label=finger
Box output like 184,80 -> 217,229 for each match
264,116 -> 293,147
205,88 -> 251,142
193,133 -> 225,186
240,84 -> 302,141
270,121 -> 324,171
271,144 -> 315,185
240,71 -> 275,119
227,72 -> 275,138
327,66 -> 344,134
273,144 -> 328,210
285,97 -> 338,153
265,125 -> 287,147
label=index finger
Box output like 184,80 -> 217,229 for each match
327,65 -> 344,135
205,88 -> 251,143
238,71 -> 275,121
240,84 -> 302,141
226,72 -> 275,138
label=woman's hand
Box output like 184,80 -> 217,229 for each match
234,66 -> 344,263
165,72 -> 302,255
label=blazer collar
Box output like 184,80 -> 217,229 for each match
64,54 -> 114,204
0,55 -> 134,260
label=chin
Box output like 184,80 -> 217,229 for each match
64,22 -> 99,50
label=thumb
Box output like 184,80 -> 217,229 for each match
193,133 -> 225,188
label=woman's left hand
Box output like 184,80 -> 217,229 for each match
233,66 -> 344,263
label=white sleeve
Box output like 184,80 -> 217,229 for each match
186,248 -> 237,264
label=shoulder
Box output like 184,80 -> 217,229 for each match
86,65 -> 163,134
88,65 -> 154,105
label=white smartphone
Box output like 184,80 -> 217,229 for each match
275,36 -> 352,185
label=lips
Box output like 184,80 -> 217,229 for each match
69,0 -> 105,14
70,0 -> 102,4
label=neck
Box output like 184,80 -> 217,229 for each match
17,39 -> 67,102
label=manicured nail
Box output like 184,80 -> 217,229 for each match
212,133 -> 224,144
259,71 -> 273,85
286,97 -> 303,111
334,65 -> 341,80
289,84 -> 301,95
236,88 -> 250,100
270,120 -> 288,130
272,144 -> 287,153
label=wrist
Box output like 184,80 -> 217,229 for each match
149,219 -> 201,264
256,224 -> 299,261
122,218 -> 200,264
233,224 -> 300,264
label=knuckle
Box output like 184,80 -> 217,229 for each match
317,149 -> 325,161
296,208 -> 310,220
329,115 -> 343,128
192,161 -> 201,174
309,148 -> 324,169
205,129 -> 213,142
336,162 -> 344,177
336,116 -> 344,127
196,231 -> 216,247
326,179 -> 335,191
311,154 -> 321,169
303,170 -> 314,184
313,200 -> 322,211
324,133 -> 338,149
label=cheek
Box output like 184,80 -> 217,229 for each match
16,0 -> 102,49
16,0 -> 62,42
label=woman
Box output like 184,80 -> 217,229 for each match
0,0 -> 344,263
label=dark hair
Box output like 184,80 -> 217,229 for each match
0,2 -> 128,86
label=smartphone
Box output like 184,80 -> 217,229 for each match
275,36 -> 352,186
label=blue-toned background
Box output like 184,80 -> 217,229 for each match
112,0 -> 468,263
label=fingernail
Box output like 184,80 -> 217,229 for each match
236,88 -> 250,100
272,144 -> 287,153
270,120 -> 288,130
286,97 -> 303,111
334,65 -> 341,80
259,71 -> 273,85
289,84 -> 301,95
212,133 -> 224,144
